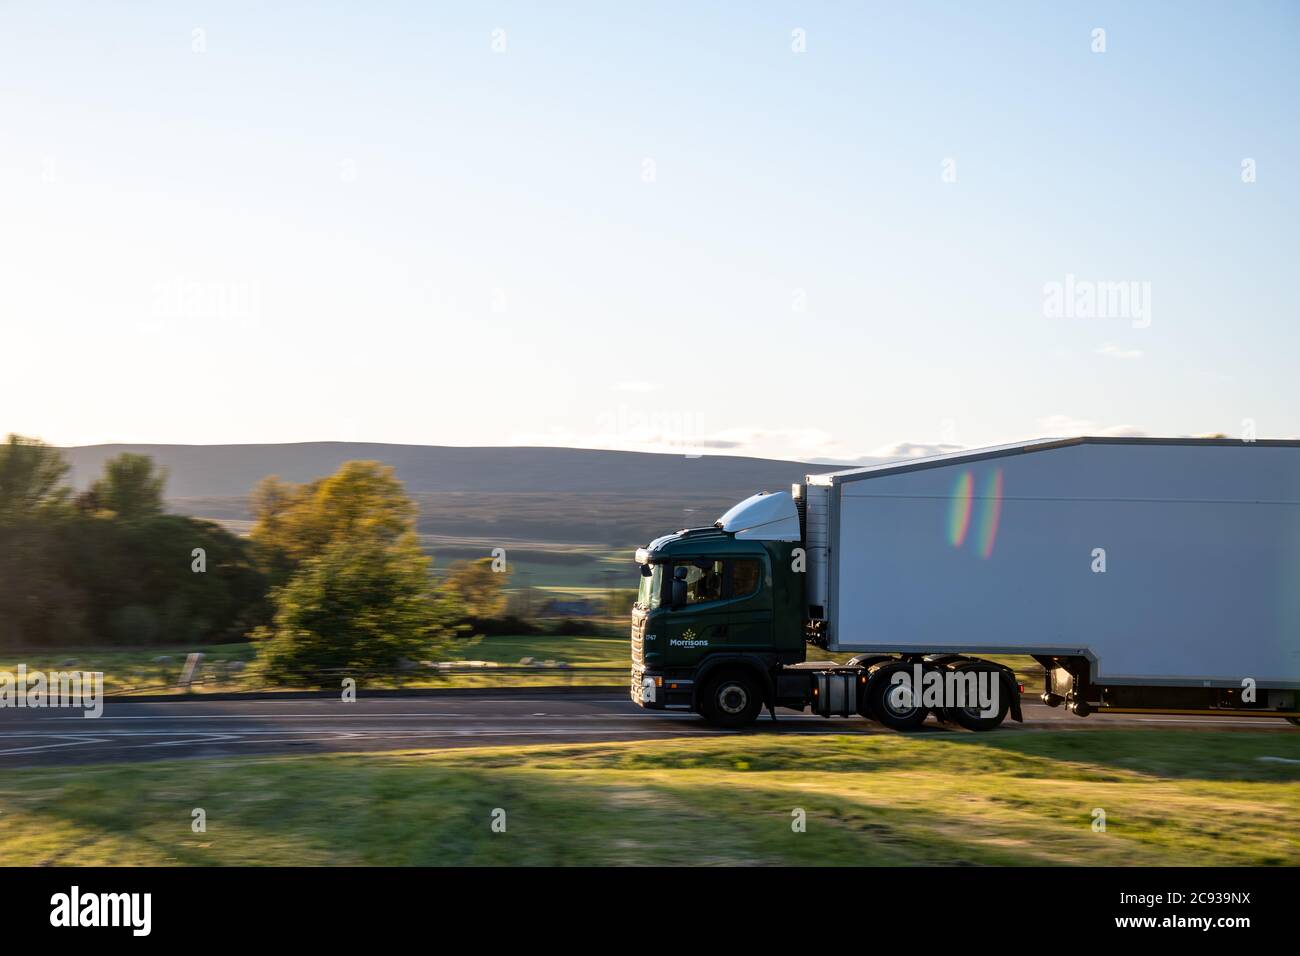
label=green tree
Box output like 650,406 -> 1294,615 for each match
0,434 -> 70,521
252,534 -> 456,684
443,557 -> 509,619
249,460 -> 462,683
85,453 -> 167,519
0,517 -> 89,646
250,461 -> 417,587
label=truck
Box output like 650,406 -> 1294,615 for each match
630,437 -> 1300,729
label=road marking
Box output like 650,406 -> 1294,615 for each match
0,735 -> 108,756
36,712 -> 469,721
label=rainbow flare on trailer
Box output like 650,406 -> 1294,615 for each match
947,471 -> 974,547
977,469 -> 1004,559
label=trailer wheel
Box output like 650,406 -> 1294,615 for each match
699,670 -> 763,728
942,663 -> 1010,731
865,662 -> 931,731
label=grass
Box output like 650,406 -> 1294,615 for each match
0,643 -> 258,694
0,635 -> 630,695
1,731 -> 1296,866
0,638 -> 1044,694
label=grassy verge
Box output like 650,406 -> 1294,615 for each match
2,731 -> 1296,866
0,635 -> 630,695
0,643 -> 258,694
0,638 -> 1044,695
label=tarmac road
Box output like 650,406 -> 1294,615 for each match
0,694 -> 1294,768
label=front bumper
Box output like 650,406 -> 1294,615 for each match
630,669 -> 661,708
630,669 -> 693,709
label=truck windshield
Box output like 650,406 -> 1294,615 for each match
636,564 -> 662,609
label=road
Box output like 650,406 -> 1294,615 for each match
0,694 -> 1293,767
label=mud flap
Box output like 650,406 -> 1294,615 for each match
1005,673 -> 1024,722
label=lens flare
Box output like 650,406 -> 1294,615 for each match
978,469 -> 1004,559
947,471 -> 974,547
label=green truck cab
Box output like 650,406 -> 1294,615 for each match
630,495 -> 807,725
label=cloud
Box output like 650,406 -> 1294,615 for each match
1038,415 -> 1146,438
1096,343 -> 1143,360
508,417 -> 984,468
866,441 -> 964,460
509,421 -> 880,463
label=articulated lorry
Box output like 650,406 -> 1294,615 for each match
630,437 -> 1300,729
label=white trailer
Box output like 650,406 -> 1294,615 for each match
801,437 -> 1300,720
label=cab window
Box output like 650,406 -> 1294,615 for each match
680,560 -> 724,605
730,559 -> 762,598
636,563 -> 663,609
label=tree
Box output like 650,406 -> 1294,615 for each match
0,434 -> 70,522
443,557 -> 509,619
251,533 -> 457,684
85,453 -> 167,519
250,461 -> 417,587
248,460 -> 463,683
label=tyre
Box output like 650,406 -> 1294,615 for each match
865,662 -> 931,731
943,665 -> 1010,731
1287,717 -> 1300,728
699,670 -> 763,728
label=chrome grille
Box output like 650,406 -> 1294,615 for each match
630,609 -> 646,666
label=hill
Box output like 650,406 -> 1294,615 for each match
60,443 -> 870,550
62,442 -> 852,498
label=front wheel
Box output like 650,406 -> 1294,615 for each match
699,671 -> 763,728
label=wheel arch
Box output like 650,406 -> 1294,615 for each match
693,654 -> 774,710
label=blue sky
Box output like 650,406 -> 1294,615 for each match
2,1 -> 1296,461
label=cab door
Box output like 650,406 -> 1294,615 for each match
717,557 -> 773,651
658,559 -> 730,666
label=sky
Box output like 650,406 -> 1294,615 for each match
1,1 -> 1297,463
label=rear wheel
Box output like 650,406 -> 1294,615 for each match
699,671 -> 763,728
943,665 -> 1010,731
865,662 -> 931,731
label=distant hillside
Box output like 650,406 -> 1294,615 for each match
59,443 -> 873,546
61,442 -> 857,498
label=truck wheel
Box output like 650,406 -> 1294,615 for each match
699,671 -> 763,728
865,663 -> 931,731
945,696 -> 1010,731
943,664 -> 1010,731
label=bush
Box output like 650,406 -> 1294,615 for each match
252,535 -> 457,685
457,614 -> 544,637
108,604 -> 161,644
0,511 -> 266,649
546,617 -> 606,637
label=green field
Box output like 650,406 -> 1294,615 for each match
0,637 -> 1045,695
2,731 -> 1296,866
0,636 -> 628,694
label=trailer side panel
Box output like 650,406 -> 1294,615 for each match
824,441 -> 1300,687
